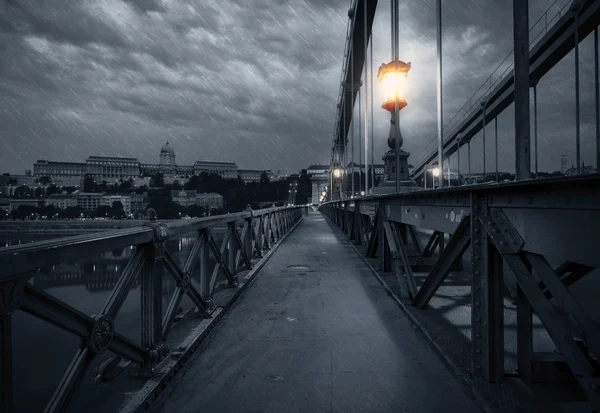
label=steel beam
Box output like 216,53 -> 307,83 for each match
412,216 -> 471,308
334,0 -> 378,152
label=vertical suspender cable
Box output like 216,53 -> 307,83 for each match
358,86 -> 362,195
596,28 -> 600,171
574,5 -> 581,174
495,117 -> 499,182
351,24 -> 355,199
370,31 -> 375,189
364,0 -> 369,195
436,0 -> 443,188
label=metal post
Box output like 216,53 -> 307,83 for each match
436,0 -> 444,188
1,314 -> 13,413
573,3 -> 581,174
392,0 -> 401,194
141,242 -> 163,374
364,0 -> 369,195
358,87 -> 362,196
370,34 -> 375,189
468,141 -> 471,183
596,28 -> 600,172
351,35 -> 355,199
532,81 -> 538,177
457,134 -> 461,185
481,100 -> 486,181
495,117 -> 499,182
514,0 -> 531,180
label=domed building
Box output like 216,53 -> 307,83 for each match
159,141 -> 177,176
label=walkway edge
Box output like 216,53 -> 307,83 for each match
118,213 -> 309,413
322,213 -> 496,413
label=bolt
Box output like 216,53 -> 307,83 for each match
475,333 -> 481,338
475,302 -> 481,307
475,349 -> 482,355
476,364 -> 482,370
474,271 -> 481,276
476,317 -> 482,323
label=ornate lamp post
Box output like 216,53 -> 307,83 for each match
377,60 -> 413,193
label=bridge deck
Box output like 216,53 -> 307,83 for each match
156,212 -> 484,413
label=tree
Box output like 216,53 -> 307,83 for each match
94,205 -> 112,218
111,201 -> 125,218
83,176 -> 97,192
259,171 -> 270,186
151,173 -> 165,188
46,184 -> 60,196
38,176 -> 52,185
60,206 -> 85,219
172,180 -> 181,190
14,185 -> 31,198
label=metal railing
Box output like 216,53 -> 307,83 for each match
0,205 -> 308,413
319,174 -> 600,410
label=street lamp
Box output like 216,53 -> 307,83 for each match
378,60 -> 411,193
333,168 -> 342,178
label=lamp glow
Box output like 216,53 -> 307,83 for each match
377,61 -> 411,112
432,167 -> 440,177
333,168 -> 342,178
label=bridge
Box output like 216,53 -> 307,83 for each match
2,0 -> 600,412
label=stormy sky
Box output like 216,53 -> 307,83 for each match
0,0 -> 598,176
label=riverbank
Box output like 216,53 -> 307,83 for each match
0,219 -> 173,234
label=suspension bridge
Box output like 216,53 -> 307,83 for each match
1,0 -> 600,412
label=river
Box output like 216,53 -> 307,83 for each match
2,231 -> 223,412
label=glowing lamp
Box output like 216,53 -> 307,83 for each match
333,168 -> 342,178
377,61 -> 411,112
432,167 -> 440,177
322,191 -> 326,196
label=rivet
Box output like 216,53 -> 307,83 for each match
475,364 -> 482,370
475,349 -> 482,355
475,333 -> 481,338
474,271 -> 481,276
475,302 -> 481,307
476,317 -> 482,323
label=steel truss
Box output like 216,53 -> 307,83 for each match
320,175 -> 600,409
0,206 -> 308,413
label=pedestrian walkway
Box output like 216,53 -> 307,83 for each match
155,212 -> 485,413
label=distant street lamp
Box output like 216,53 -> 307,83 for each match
378,60 -> 411,193
333,168 -> 342,178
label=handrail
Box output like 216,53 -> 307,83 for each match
0,205 -> 309,413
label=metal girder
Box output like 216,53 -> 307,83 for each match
383,221 -> 417,299
102,247 -> 146,319
422,231 -> 441,257
22,285 -> 91,338
526,253 -> 600,360
412,0 -> 600,179
476,210 -> 600,407
412,215 -> 471,308
408,225 -> 424,255
503,254 -> 600,409
208,229 -> 236,295
44,347 -> 93,413
334,0 -> 378,151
